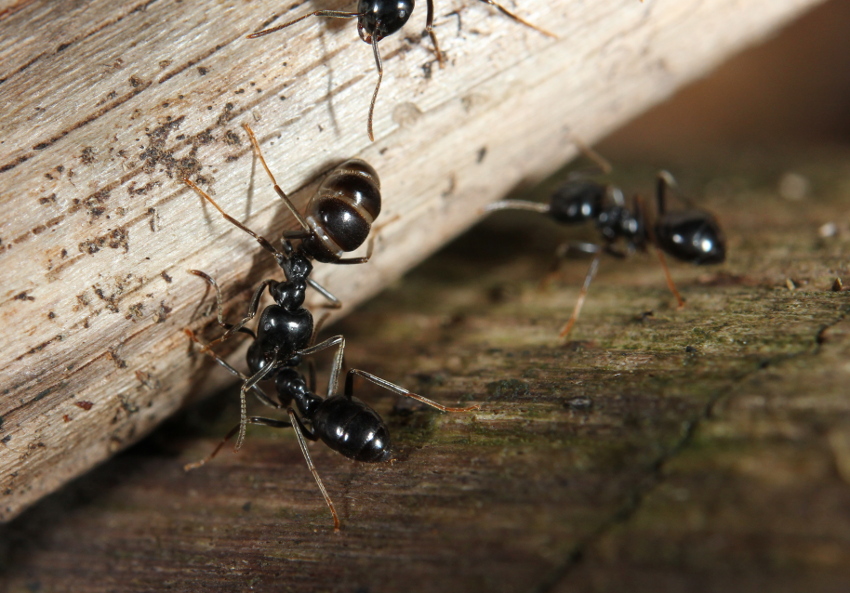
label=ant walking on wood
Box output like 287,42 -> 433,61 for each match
182,124 -> 477,529
484,145 -> 725,338
247,0 -> 555,141
184,270 -> 479,531
183,122 -> 382,448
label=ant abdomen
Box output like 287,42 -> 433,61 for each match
312,396 -> 392,462
302,159 -> 382,262
655,210 -> 725,265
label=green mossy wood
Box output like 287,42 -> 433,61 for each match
2,149 -> 848,591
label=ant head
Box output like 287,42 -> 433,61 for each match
655,210 -> 726,265
356,0 -> 414,43
285,251 -> 313,282
549,181 -> 607,224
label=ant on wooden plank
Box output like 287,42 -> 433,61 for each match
182,122 -> 382,447
182,124 -> 478,530
484,144 -> 725,338
247,0 -> 555,140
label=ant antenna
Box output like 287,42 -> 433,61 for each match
241,123 -> 313,233
367,32 -> 383,142
477,0 -> 557,38
288,408 -> 341,531
184,177 -> 288,266
247,11 -> 360,40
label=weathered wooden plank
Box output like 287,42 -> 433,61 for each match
0,0 -> 826,520
1,147 -> 848,591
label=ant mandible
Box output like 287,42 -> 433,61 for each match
247,0 -> 555,141
484,146 -> 725,338
183,122 -> 382,448
183,272 -> 478,531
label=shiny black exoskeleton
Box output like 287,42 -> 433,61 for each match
544,173 -> 725,265
484,166 -> 726,337
247,0 -> 555,140
275,368 -> 392,463
247,0 -> 415,141
356,0 -> 414,43
185,298 -> 477,531
651,173 -> 725,265
183,124 -> 384,449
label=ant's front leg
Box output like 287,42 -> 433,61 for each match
190,271 -> 271,347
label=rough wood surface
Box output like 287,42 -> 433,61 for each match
1,148 -> 848,591
0,0 -> 825,521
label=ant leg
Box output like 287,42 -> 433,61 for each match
655,170 -> 678,215
345,369 -> 480,412
476,0 -> 558,39
483,199 -> 550,215
325,212 -> 399,265
183,416 -> 307,472
184,329 -> 280,409
570,137 -> 613,175
307,278 -> 343,309
183,178 -> 287,265
424,0 -> 445,66
236,357 -> 280,450
247,11 -> 359,39
325,235 -> 375,265
638,191 -> 685,309
367,31 -> 383,142
299,335 -> 346,397
190,271 -> 272,347
184,423 -> 240,471
311,312 -> 332,346
242,123 -> 314,234
538,241 -> 571,290
558,246 -> 603,339
306,359 -> 318,393
288,408 -> 341,531
654,247 -> 685,310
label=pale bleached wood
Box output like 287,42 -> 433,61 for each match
0,0 -> 825,521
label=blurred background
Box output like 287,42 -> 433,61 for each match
600,0 -> 850,159
2,1 -> 849,591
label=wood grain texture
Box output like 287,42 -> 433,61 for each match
1,147 -> 849,591
0,0 -> 826,521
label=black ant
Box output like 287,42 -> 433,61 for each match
183,303 -> 478,531
183,122 -> 383,447
484,148 -> 725,338
247,0 -> 555,141
181,124 -> 477,529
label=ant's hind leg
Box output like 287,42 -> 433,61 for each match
307,278 -> 343,309
558,245 -> 602,339
183,415 -> 310,472
298,334 -> 346,397
345,369 -> 479,412
288,408 -> 341,531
